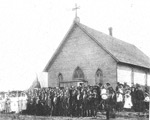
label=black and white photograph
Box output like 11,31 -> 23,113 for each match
0,0 -> 149,120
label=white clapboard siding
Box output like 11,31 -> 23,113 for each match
134,71 -> 146,86
147,74 -> 150,86
117,66 -> 132,86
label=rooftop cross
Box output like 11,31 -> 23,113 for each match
72,4 -> 80,19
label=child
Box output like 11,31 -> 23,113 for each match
123,90 -> 133,112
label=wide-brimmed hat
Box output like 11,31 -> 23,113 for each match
145,92 -> 149,96
125,90 -> 131,94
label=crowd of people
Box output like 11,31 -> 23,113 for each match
0,91 -> 27,113
23,82 -> 149,117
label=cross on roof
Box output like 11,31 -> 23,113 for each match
72,4 -> 80,19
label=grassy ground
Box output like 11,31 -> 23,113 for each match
0,114 -> 149,120
0,116 -> 148,120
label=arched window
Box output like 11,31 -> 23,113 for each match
73,66 -> 85,79
58,73 -> 63,82
95,69 -> 103,84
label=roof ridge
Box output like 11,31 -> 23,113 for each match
77,22 -> 135,47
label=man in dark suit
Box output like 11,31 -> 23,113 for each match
135,85 -> 145,112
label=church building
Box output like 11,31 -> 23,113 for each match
44,19 -> 150,88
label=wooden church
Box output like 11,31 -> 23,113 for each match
44,19 -> 150,88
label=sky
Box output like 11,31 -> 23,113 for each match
0,0 -> 150,91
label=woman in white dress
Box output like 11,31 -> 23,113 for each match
123,90 -> 133,111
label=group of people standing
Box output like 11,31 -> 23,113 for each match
115,82 -> 149,112
23,82 -> 149,118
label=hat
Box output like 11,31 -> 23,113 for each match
136,83 -> 140,87
99,83 -> 102,86
145,92 -> 149,96
106,83 -> 110,86
125,90 -> 131,94
117,82 -> 120,85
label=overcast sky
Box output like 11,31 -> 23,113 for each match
0,0 -> 150,91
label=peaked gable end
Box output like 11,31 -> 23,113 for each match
44,22 -> 118,72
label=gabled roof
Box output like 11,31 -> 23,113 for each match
77,22 -> 150,69
44,21 -> 150,71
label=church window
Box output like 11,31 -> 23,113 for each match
58,73 -> 63,82
95,69 -> 103,84
73,66 -> 85,79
